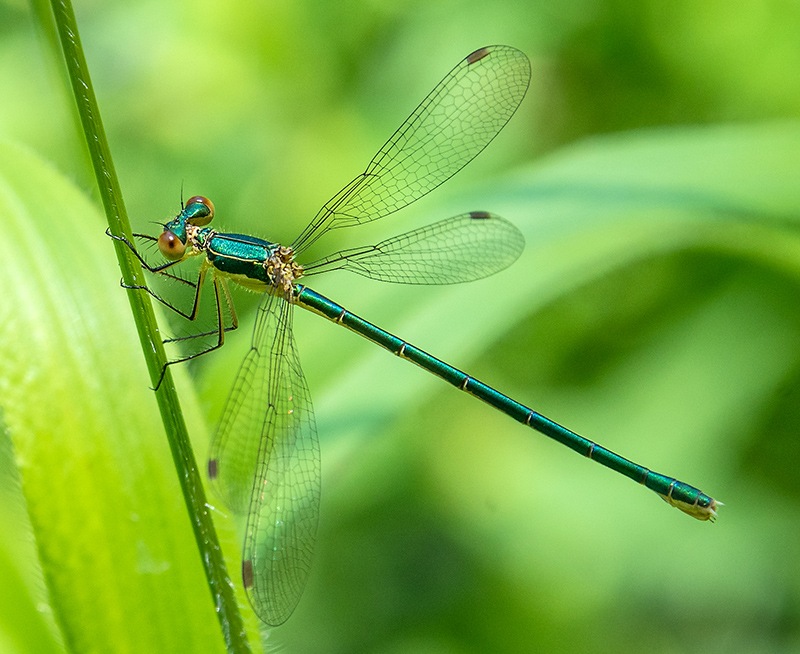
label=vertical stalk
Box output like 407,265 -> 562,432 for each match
46,1 -> 251,650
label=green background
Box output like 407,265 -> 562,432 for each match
1,0 -> 799,652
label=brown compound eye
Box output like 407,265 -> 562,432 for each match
185,195 -> 215,226
158,230 -> 185,260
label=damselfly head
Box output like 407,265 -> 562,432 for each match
157,195 -> 214,260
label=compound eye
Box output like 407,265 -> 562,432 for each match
158,230 -> 186,260
185,195 -> 215,226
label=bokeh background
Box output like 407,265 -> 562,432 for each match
1,1 -> 799,652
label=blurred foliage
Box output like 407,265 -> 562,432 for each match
1,0 -> 799,652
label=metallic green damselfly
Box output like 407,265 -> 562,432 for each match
113,45 -> 718,626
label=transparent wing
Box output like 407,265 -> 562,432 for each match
208,292 -> 320,626
302,211 -> 524,284
291,45 -> 531,254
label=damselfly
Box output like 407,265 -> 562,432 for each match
112,45 -> 718,626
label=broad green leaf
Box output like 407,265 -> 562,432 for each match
0,140 -> 230,653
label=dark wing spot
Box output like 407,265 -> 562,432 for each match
207,458 -> 218,479
466,46 -> 491,65
242,559 -> 254,588
469,210 -> 491,220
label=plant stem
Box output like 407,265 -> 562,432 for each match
46,1 -> 251,651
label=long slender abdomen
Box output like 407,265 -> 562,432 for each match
293,284 -> 718,521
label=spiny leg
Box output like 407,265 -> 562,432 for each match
107,228 -> 185,275
163,272 -> 239,345
109,229 -> 239,386
154,274 -> 236,388
110,228 -> 238,333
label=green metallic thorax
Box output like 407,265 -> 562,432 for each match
205,231 -> 279,286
